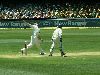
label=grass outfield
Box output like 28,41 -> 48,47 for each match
0,28 -> 100,75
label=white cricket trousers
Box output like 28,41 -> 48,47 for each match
50,38 -> 63,53
27,36 -> 43,53
50,39 -> 56,53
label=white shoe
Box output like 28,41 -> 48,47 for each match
43,52 -> 46,55
40,52 -> 46,55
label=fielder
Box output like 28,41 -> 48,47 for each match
49,24 -> 66,57
21,21 -> 46,55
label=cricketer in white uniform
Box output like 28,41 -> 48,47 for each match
49,24 -> 66,56
21,22 -> 46,55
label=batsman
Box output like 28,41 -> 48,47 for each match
21,21 -> 46,55
49,24 -> 66,57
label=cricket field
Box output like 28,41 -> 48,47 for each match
0,28 -> 100,75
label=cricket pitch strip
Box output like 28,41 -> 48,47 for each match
0,52 -> 100,58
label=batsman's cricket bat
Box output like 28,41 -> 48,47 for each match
23,20 -> 31,26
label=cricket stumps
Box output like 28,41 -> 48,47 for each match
21,41 -> 27,55
24,41 -> 27,55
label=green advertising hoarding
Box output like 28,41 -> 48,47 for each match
0,18 -> 100,28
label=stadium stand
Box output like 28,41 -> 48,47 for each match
0,0 -> 100,19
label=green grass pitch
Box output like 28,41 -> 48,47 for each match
0,28 -> 100,75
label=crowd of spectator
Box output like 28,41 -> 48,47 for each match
0,3 -> 100,19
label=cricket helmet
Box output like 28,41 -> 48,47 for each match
57,23 -> 62,28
